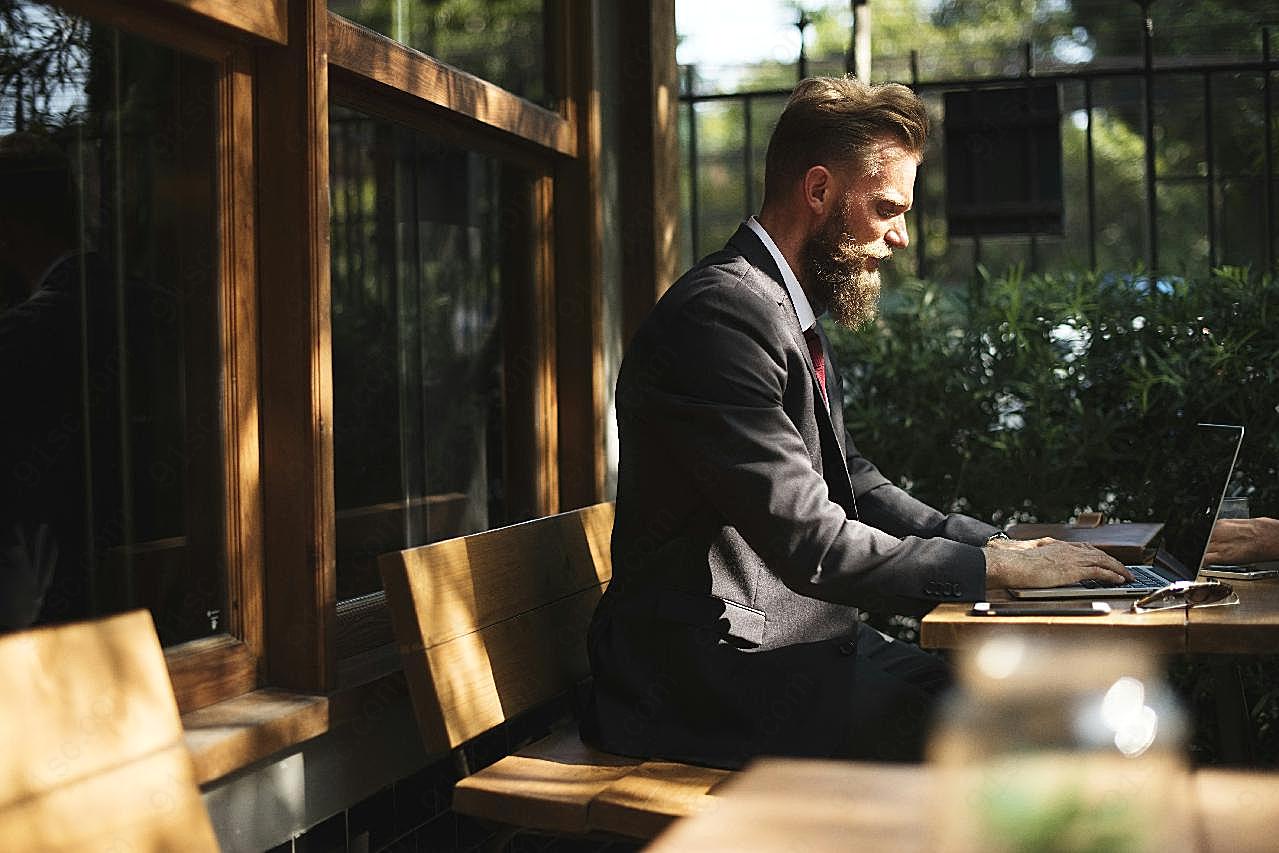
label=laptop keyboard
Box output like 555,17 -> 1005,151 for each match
1079,564 -> 1168,589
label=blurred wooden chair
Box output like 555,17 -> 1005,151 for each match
0,609 -> 219,852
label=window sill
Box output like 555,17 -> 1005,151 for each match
183,670 -> 411,785
183,688 -> 330,785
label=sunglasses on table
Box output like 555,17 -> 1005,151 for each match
1130,580 -> 1239,614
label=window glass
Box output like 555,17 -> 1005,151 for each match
330,104 -> 530,602
0,2 -> 225,644
329,0 -> 550,107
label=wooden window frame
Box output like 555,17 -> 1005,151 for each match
27,0 -> 619,759
324,14 -> 573,676
327,14 -> 576,159
56,0 -> 286,45
46,0 -> 267,713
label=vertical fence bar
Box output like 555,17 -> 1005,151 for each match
911,49 -> 927,279
743,94 -> 754,216
1204,72 -> 1217,270
1264,28 -> 1275,273
1085,76 -> 1097,270
968,86 -> 982,275
796,11 -> 809,82
1024,41 -> 1039,274
686,65 -> 700,261
1141,1 -> 1159,273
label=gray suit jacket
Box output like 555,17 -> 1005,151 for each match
583,224 -> 996,766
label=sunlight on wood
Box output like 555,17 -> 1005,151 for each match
580,502 -> 615,585
328,14 -> 576,157
430,631 -> 504,747
0,611 -> 218,852
381,504 -> 614,751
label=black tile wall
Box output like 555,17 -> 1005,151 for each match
294,811 -> 347,853
348,785 -> 396,852
413,811 -> 457,852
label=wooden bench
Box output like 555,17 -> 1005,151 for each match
0,609 -> 219,852
379,502 -> 731,841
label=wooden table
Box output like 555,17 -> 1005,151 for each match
920,576 -> 1279,654
648,758 -> 1279,852
920,576 -> 1279,763
1185,575 -> 1279,654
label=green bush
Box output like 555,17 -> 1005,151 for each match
829,266 -> 1279,525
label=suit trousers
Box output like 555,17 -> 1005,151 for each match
843,621 -> 953,762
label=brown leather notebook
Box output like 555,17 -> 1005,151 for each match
1006,521 -> 1164,563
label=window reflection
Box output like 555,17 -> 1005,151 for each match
329,0 -> 549,106
330,105 -> 528,602
0,3 -> 225,644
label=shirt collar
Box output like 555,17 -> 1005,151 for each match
745,216 -> 817,333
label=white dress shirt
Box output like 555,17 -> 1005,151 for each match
745,216 -> 817,333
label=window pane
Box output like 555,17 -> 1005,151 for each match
330,105 -> 529,603
329,0 -> 549,107
0,3 -> 225,645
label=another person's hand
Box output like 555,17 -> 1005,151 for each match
1204,517 -> 1279,566
984,541 -> 1132,589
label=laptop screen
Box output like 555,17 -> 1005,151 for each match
1152,423 -> 1245,581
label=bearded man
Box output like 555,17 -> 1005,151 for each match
581,77 -> 1128,768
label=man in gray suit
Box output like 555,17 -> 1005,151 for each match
582,77 -> 1130,768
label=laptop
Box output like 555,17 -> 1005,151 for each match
1009,422 -> 1245,600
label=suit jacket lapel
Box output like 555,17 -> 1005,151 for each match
727,225 -> 829,408
726,224 -> 856,514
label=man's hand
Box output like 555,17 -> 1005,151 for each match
1204,517 -> 1279,566
984,541 -> 1132,589
986,535 -> 1056,551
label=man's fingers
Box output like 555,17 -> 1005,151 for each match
1073,544 -> 1131,580
1102,558 -> 1133,582
1065,550 -> 1130,583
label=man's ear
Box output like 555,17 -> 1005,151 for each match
801,165 -> 833,216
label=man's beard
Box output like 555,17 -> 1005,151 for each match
801,214 -> 884,330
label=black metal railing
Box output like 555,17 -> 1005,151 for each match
679,19 -> 1279,282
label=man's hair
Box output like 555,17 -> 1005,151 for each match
762,76 -> 928,203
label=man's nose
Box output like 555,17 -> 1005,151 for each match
885,215 -> 909,250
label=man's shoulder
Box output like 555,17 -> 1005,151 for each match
661,244 -> 785,316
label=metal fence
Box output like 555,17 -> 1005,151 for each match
679,20 -> 1279,283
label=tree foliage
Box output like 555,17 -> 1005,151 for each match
0,0 -> 89,132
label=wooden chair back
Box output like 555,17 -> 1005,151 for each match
0,609 -> 219,852
379,502 -> 614,754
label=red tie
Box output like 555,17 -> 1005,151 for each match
804,328 -> 827,403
